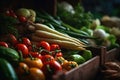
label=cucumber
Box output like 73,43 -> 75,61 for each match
0,46 -> 19,62
0,58 -> 18,80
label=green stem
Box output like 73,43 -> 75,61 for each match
61,22 -> 82,33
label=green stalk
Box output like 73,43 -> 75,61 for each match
61,22 -> 83,33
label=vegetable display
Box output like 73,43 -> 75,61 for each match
0,3 -> 119,80
0,33 -> 91,80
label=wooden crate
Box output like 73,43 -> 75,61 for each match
95,47 -> 120,80
53,47 -> 105,80
105,48 -> 120,62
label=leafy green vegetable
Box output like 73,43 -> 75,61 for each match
107,34 -> 119,50
57,3 -> 94,29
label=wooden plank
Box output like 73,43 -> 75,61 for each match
53,47 -> 104,80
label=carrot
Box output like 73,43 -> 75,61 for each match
31,35 -> 86,50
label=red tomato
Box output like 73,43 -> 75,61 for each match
0,42 -> 8,47
5,9 -> 17,18
27,45 -> 33,51
22,37 -> 31,46
55,52 -> 63,57
5,10 -> 11,16
16,43 -> 29,57
50,44 -> 60,51
50,44 -> 62,57
29,51 -> 42,59
11,13 -> 17,18
18,16 -> 27,22
8,34 -> 18,46
37,41 -> 50,55
37,54 -> 42,59
41,60 -> 62,79
41,55 -> 55,64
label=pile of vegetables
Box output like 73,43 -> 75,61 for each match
35,8 -> 119,50
0,8 -> 93,80
90,20 -> 119,50
0,34 -> 92,80
0,3 -> 119,80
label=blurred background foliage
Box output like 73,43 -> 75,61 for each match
81,0 -> 120,18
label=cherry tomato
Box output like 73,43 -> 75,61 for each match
41,55 -> 55,64
5,10 -> 11,16
5,9 -> 17,18
28,68 -> 45,80
50,44 -> 62,57
50,44 -> 60,51
24,58 -> 43,69
37,41 -> 50,55
11,13 -> 17,18
22,37 -> 31,46
37,54 -> 42,59
27,45 -> 33,51
41,60 -> 62,79
16,43 -> 29,57
18,16 -> 27,22
8,34 -> 18,46
50,50 -> 63,57
0,41 -> 8,47
29,51 -> 42,59
55,52 -> 63,57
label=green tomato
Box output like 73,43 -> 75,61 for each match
82,50 -> 92,61
68,54 -> 86,64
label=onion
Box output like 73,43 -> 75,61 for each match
93,29 -> 109,39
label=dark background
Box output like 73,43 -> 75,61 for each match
0,0 -> 120,17
82,0 -> 120,17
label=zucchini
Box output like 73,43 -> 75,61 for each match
0,58 -> 18,80
0,46 -> 19,62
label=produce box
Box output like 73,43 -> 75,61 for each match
95,47 -> 120,80
105,48 -> 120,62
53,47 -> 105,80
